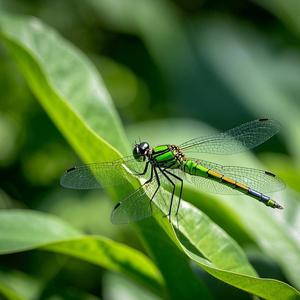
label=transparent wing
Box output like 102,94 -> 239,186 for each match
180,119 -> 280,155
60,155 -> 146,189
111,180 -> 157,224
170,159 -> 284,195
111,169 -> 176,224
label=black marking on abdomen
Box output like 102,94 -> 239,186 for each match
67,167 -> 76,172
259,118 -> 269,122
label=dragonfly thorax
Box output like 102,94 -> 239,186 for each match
133,142 -> 150,162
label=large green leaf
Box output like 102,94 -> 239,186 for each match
0,209 -> 163,296
0,14 -> 210,300
1,13 -> 299,300
173,205 -> 300,300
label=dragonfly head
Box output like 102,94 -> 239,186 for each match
133,142 -> 150,161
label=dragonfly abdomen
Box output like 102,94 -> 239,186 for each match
247,188 -> 282,208
183,160 -> 209,177
206,168 -> 282,209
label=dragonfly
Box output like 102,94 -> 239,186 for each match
61,118 -> 284,224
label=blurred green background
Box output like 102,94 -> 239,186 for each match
0,0 -> 300,299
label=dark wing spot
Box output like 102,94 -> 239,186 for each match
259,118 -> 269,122
66,167 -> 76,172
114,202 -> 121,209
265,171 -> 276,177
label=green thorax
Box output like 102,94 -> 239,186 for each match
151,145 -> 180,169
151,145 -> 209,176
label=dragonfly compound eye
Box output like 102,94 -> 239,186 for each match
132,142 -> 149,161
139,142 -> 149,154
133,145 -> 143,161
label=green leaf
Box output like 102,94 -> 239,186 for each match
0,209 -> 81,254
45,236 -> 164,295
0,209 -> 163,296
0,13 -> 129,162
0,14 -> 210,299
172,203 -> 300,300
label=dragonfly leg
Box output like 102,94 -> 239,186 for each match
149,167 -> 161,213
158,166 -> 176,221
164,169 -> 183,228
142,164 -> 161,214
144,163 -> 153,184
164,170 -> 183,216
144,165 -> 155,213
132,161 -> 149,176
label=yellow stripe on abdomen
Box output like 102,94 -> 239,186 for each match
207,169 -> 249,192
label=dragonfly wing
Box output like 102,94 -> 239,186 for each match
111,167 -> 179,223
111,180 -> 158,224
187,159 -> 285,194
60,156 -> 145,189
180,119 -> 280,155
